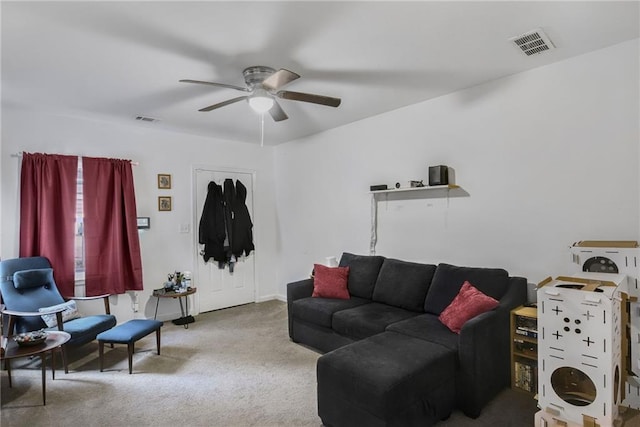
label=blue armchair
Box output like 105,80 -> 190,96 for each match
0,256 -> 116,372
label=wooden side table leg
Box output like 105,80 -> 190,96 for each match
178,297 -> 188,329
6,358 -> 12,388
61,344 -> 69,374
51,348 -> 56,380
40,353 -> 46,405
156,328 -> 161,355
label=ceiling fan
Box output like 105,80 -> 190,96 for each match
180,66 -> 341,122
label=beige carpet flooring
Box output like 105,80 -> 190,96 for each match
2,300 -> 538,426
2,300 -> 320,426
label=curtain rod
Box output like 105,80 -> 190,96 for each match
11,152 -> 139,166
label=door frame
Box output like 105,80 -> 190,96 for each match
192,164 -> 258,314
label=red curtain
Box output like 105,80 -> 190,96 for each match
82,156 -> 143,296
19,153 -> 78,296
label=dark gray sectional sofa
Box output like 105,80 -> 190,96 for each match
287,252 -> 527,426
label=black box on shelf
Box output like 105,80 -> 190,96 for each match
428,165 -> 448,186
370,184 -> 388,191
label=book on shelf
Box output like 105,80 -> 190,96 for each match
515,316 -> 537,330
515,327 -> 538,339
514,339 -> 537,356
514,360 -> 538,393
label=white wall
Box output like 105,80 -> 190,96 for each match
3,39 -> 638,309
274,39 -> 640,295
1,109 -> 278,322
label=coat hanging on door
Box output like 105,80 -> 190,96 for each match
199,181 -> 226,264
231,179 -> 255,257
199,179 -> 254,271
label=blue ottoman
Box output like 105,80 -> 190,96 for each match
97,319 -> 162,374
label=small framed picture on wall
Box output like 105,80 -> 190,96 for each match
158,196 -> 172,211
137,217 -> 151,229
158,174 -> 171,189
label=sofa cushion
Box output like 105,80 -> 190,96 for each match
339,252 -> 385,299
424,263 -> 509,315
312,264 -> 350,299
291,297 -> 371,329
439,281 -> 499,333
386,314 -> 459,351
372,258 -> 436,312
48,314 -> 117,346
332,302 -> 419,340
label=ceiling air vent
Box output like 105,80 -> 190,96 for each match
509,28 -> 555,56
135,115 -> 160,123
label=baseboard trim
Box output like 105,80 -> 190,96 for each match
257,294 -> 287,303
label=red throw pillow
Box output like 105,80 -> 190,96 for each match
312,264 -> 350,299
439,281 -> 499,334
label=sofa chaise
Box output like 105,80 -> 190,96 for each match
287,252 -> 527,426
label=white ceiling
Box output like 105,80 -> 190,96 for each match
2,1 -> 638,145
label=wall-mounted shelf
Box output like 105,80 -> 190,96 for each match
370,184 -> 459,194
369,183 -> 461,255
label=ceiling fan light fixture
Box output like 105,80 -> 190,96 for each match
248,89 -> 274,113
182,66 -> 341,121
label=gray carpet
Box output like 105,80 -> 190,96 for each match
1,300 -> 537,426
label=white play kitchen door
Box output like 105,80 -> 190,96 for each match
194,167 -> 256,313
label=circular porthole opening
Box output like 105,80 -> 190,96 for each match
583,256 -> 618,273
551,367 -> 596,407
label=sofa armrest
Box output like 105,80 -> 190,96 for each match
497,276 -> 527,312
287,278 -> 314,302
457,310 -> 504,417
287,277 -> 313,339
286,278 -> 314,339
456,276 -> 527,417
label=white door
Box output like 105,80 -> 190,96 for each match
194,167 -> 256,312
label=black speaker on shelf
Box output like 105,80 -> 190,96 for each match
428,165 -> 448,186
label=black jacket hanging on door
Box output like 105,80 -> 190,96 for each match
198,181 -> 226,263
222,179 -> 236,269
232,180 -> 254,257
199,178 -> 255,269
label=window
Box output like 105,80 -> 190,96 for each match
74,159 -> 86,296
74,159 -> 85,280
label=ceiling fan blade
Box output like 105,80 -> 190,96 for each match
277,90 -> 341,107
180,79 -> 249,92
262,69 -> 300,91
269,100 -> 288,122
198,96 -> 248,112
